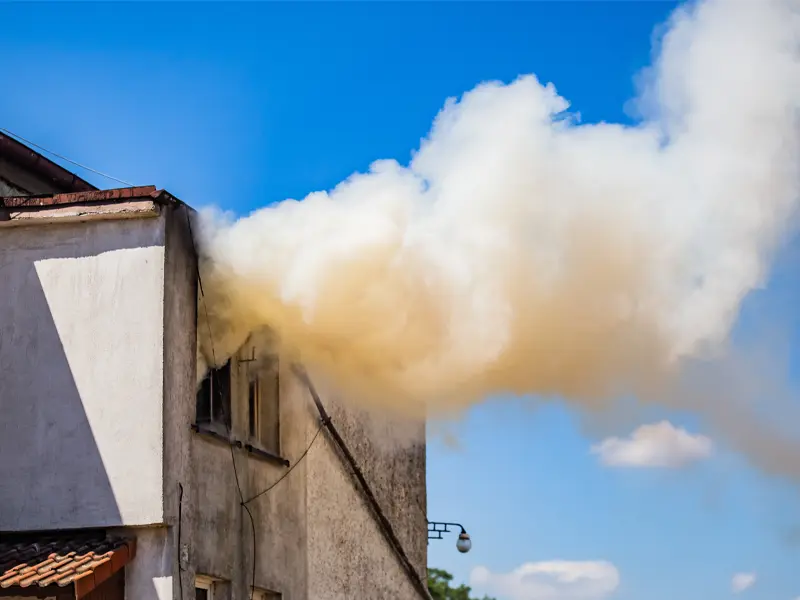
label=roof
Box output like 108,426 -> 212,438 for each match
0,532 -> 136,598
0,132 -> 98,194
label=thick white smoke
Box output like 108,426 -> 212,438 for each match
196,0 -> 800,467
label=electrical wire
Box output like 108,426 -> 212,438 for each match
177,483 -> 185,600
243,422 -> 324,505
294,367 -> 433,600
0,127 -> 135,187
229,439 -> 257,600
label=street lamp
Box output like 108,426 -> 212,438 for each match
428,521 -> 472,553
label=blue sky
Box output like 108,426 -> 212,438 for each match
2,2 -> 799,600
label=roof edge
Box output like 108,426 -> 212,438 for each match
0,185 -> 160,209
73,538 -> 136,599
0,132 -> 98,194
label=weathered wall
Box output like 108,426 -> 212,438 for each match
155,215 -> 312,599
306,395 -> 428,600
0,213 -> 168,530
161,203 -> 198,600
183,339 -> 427,600
186,353 -> 311,600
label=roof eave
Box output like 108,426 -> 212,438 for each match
0,132 -> 98,194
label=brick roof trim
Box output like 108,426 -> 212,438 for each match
0,185 -> 163,209
0,533 -> 136,598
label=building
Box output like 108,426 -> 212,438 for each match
0,132 -> 428,600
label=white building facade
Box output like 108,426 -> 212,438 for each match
0,138 -> 428,600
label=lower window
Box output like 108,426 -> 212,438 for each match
195,575 -> 216,600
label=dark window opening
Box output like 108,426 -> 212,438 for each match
248,380 -> 258,439
196,360 -> 231,429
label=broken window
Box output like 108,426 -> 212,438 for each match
196,360 -> 232,430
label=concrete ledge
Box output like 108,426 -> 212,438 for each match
0,199 -> 161,228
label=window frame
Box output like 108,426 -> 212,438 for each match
195,574 -> 216,600
245,356 -> 281,457
251,587 -> 282,600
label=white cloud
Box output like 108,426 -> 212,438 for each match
470,560 -> 620,600
590,421 -> 713,468
731,572 -> 756,593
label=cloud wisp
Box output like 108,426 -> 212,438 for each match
731,572 -> 757,594
470,561 -> 620,600
591,421 -> 713,468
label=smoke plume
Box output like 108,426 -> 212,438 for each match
196,0 -> 800,470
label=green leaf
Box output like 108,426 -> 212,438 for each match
427,568 -> 496,600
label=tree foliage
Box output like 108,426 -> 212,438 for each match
427,568 -> 495,600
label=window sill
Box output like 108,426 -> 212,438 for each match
191,423 -> 231,445
243,442 -> 290,468
191,424 -> 289,468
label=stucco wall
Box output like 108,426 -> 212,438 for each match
121,526 -> 173,600
186,356 -> 312,600
0,199 -> 428,598
306,397 -> 427,600
183,344 -> 427,600
0,214 -> 168,530
161,203 -> 198,600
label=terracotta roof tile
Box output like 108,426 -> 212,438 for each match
0,533 -> 136,598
